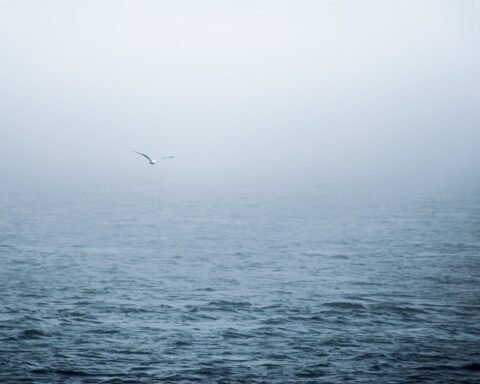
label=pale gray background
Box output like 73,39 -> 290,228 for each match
1,0 -> 479,190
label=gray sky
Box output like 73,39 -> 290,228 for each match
1,0 -> 479,188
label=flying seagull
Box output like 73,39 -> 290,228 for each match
133,151 -> 175,165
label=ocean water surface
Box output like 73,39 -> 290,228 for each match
0,180 -> 479,383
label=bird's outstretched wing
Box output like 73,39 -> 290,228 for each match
161,156 -> 175,160
133,151 -> 153,162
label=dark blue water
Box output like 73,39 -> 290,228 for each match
1,181 -> 479,383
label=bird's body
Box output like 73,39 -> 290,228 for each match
133,151 -> 174,165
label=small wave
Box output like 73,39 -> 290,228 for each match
261,317 -> 286,325
91,328 -> 120,335
194,366 -> 234,377
20,314 -> 42,322
188,300 -> 252,313
234,251 -> 250,257
117,306 -> 155,314
440,242 -> 480,252
258,362 -> 282,369
30,368 -> 91,376
301,251 -> 323,257
463,363 -> 480,371
332,254 -> 350,260
266,353 -> 294,361
296,366 -> 328,378
115,349 -> 153,355
221,329 -> 252,339
371,303 -> 428,317
173,340 -> 192,347
57,309 -> 98,321
159,373 -> 202,381
343,294 -> 376,302
30,368 -> 49,374
352,281 -> 381,286
55,369 -> 91,377
253,326 -> 287,337
323,302 -> 365,310
18,329 -> 47,339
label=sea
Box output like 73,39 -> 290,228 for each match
1,178 -> 479,383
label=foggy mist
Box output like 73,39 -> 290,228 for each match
1,0 -> 479,188
2,3 -> 480,383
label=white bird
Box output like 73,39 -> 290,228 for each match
133,151 -> 174,165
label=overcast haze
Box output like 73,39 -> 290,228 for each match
2,3 -> 480,382
1,0 -> 479,188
